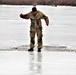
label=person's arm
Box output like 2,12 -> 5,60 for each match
39,11 -> 49,26
20,12 -> 31,19
42,14 -> 49,26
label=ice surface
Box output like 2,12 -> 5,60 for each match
0,50 -> 76,75
0,5 -> 76,75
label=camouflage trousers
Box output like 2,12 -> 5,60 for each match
30,27 -> 43,49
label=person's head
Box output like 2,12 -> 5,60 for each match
32,7 -> 37,15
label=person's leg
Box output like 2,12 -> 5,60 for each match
37,30 -> 43,52
28,28 -> 35,51
30,36 -> 35,49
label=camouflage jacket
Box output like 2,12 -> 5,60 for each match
22,11 -> 49,29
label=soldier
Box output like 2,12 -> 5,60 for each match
20,7 -> 49,52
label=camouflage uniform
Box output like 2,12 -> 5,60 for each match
21,11 -> 49,49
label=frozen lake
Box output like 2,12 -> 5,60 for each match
0,51 -> 76,75
0,5 -> 76,49
0,5 -> 76,75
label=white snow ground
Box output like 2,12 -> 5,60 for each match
0,5 -> 76,49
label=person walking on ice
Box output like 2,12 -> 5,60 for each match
20,7 -> 49,52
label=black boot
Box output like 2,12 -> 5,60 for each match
28,48 -> 34,51
38,48 -> 41,52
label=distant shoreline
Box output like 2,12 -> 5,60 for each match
0,0 -> 76,6
0,4 -> 76,7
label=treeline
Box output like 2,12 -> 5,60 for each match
0,0 -> 76,6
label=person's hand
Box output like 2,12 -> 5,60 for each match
46,22 -> 49,26
20,13 -> 24,18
